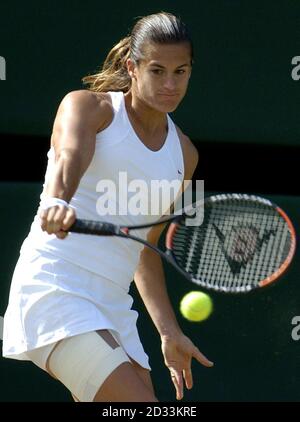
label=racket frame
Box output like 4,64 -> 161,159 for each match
69,194 -> 296,293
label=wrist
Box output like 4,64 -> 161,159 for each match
160,327 -> 182,341
40,197 -> 69,211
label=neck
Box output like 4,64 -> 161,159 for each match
124,91 -> 167,135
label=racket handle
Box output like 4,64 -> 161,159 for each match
69,219 -> 117,236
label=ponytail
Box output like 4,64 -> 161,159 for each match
82,36 -> 131,93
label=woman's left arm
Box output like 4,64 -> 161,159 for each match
134,246 -> 213,400
133,132 -> 214,400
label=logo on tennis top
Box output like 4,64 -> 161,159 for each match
0,56 -> 6,80
213,223 -> 276,274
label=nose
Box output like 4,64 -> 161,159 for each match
163,76 -> 176,91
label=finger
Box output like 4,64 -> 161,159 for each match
45,207 -> 58,234
56,230 -> 69,239
61,208 -> 76,231
47,206 -> 67,234
39,209 -> 49,231
183,367 -> 193,390
52,206 -> 68,229
193,347 -> 214,367
170,370 -> 183,400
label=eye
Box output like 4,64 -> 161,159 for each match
151,69 -> 164,75
176,69 -> 186,75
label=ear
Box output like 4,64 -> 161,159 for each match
126,58 -> 137,79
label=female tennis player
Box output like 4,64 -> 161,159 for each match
2,12 -> 213,402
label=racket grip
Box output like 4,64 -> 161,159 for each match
69,219 -> 117,236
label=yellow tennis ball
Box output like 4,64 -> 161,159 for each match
180,291 -> 213,322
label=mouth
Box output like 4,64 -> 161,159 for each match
157,93 -> 179,101
157,93 -> 178,97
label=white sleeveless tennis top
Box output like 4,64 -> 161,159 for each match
2,92 -> 184,365
21,91 -> 184,290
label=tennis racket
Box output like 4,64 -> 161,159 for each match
69,193 -> 296,294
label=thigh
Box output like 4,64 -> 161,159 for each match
130,358 -> 156,396
93,330 -> 157,402
93,360 -> 158,402
46,329 -> 158,402
96,330 -> 155,395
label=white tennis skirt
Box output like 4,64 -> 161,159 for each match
2,248 -> 150,370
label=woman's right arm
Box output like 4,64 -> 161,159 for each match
40,90 -> 112,239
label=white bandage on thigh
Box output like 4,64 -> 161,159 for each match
46,331 -> 131,402
26,343 -> 57,371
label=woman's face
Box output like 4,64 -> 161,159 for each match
127,42 -> 192,113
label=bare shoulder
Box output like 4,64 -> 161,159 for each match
61,89 -> 112,109
175,125 -> 199,179
57,90 -> 113,132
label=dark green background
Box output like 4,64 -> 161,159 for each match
1,0 -> 300,145
0,183 -> 299,402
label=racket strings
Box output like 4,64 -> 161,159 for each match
172,201 -> 293,292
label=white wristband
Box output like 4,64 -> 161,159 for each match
40,197 -> 69,211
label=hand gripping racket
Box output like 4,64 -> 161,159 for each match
69,194 -> 296,293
